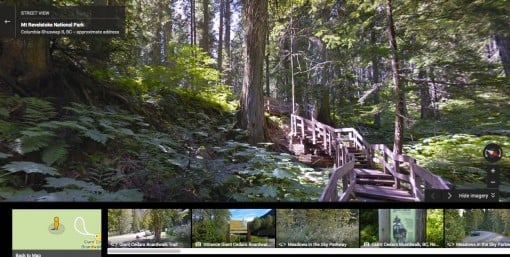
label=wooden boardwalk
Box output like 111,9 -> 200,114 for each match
264,97 -> 450,202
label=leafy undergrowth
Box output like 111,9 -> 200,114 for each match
0,95 -> 326,202
402,89 -> 510,201
355,87 -> 510,200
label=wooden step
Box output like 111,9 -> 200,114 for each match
354,169 -> 394,180
353,184 -> 416,202
356,178 -> 395,186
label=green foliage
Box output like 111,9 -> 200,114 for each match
359,209 -> 378,244
215,141 -> 327,201
22,97 -> 58,124
405,134 -> 510,186
173,223 -> 192,247
41,141 -> 68,166
95,44 -> 235,112
426,209 -> 445,247
445,209 -> 465,244
192,209 -> 231,244
276,209 -> 359,247
2,161 -> 58,175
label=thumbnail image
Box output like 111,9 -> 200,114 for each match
276,209 -> 359,248
108,209 -> 191,248
12,209 -> 101,256
445,209 -> 510,247
360,209 -> 444,247
192,209 -> 275,248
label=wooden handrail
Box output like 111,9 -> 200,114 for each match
276,97 -> 451,201
320,141 -> 355,202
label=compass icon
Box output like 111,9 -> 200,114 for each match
483,143 -> 503,163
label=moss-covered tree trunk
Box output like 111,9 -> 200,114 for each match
0,38 -> 50,95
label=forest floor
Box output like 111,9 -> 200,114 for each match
2,79 -> 509,201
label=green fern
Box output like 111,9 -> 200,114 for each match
0,120 -> 18,141
44,177 -> 103,192
87,168 -> 122,189
41,142 -> 68,165
84,129 -> 110,144
17,134 -> 53,154
23,97 -> 57,124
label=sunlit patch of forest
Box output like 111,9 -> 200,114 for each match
0,0 -> 509,201
276,209 -> 359,247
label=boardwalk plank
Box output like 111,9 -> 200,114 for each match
354,184 -> 416,202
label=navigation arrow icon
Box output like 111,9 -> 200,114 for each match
447,192 -> 452,200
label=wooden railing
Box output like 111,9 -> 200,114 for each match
268,98 -> 450,201
334,127 -> 374,168
319,140 -> 355,202
370,143 -> 450,201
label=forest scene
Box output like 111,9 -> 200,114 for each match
0,0 -> 509,202
445,209 -> 510,247
359,209 -> 444,247
276,209 -> 359,247
192,209 -> 275,247
108,209 -> 191,248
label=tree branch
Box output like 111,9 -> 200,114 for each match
358,83 -> 383,104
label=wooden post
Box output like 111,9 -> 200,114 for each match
312,120 -> 316,144
416,209 -> 426,243
300,118 -> 305,138
409,159 -> 418,198
322,128 -> 327,150
383,147 -> 388,174
378,209 -> 391,244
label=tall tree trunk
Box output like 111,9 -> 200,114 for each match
387,0 -> 405,166
418,69 -> 434,119
199,0 -> 211,54
317,86 -> 331,125
265,31 -> 270,96
0,38 -> 50,94
162,1 -> 173,66
224,0 -> 232,86
290,18 -> 296,114
495,32 -> 510,78
190,0 -> 197,45
218,0 -> 224,76
370,28 -> 381,128
152,6 -> 163,65
239,0 -> 268,144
